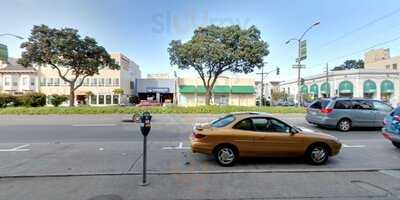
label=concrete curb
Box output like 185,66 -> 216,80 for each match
1,168 -> 399,179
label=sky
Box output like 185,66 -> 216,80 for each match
2,0 -> 400,82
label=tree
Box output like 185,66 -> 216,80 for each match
50,94 -> 69,107
112,88 -> 124,96
18,25 -> 119,107
331,59 -> 364,71
168,25 -> 269,105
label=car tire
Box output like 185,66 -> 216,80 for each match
337,119 -> 351,132
306,144 -> 329,165
214,145 -> 238,167
392,141 -> 400,149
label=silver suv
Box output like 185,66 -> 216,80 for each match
306,98 -> 393,131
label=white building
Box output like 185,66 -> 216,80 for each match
0,58 -> 39,95
279,49 -> 400,106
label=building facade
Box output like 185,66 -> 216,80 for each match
37,53 -> 141,106
0,58 -> 39,95
178,76 -> 256,106
279,49 -> 400,106
135,78 -> 176,104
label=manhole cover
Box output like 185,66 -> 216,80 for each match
87,194 -> 123,200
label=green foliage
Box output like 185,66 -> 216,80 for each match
19,93 -> 47,107
168,25 -> 269,104
112,88 -> 124,96
0,106 -> 305,115
0,94 -> 13,108
332,59 -> 364,71
271,91 -> 288,102
302,93 -> 315,103
129,95 -> 140,104
50,94 -> 69,107
18,24 -> 120,106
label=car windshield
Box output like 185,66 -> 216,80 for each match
211,115 -> 236,128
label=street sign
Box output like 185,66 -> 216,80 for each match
299,40 -> 307,61
292,64 -> 306,69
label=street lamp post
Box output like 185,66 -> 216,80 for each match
0,33 -> 24,40
286,22 -> 320,106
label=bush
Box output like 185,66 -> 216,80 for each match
0,105 -> 306,115
0,94 -> 13,108
50,94 -> 69,107
19,93 -> 47,107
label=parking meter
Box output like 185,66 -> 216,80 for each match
139,111 -> 151,186
140,112 -> 152,136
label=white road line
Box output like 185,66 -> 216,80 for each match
71,124 -> 117,127
162,142 -> 191,150
343,144 -> 366,148
0,144 -> 30,152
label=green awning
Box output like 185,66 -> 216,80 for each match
363,80 -> 376,94
300,85 -> 308,94
196,86 -> 207,94
179,85 -> 196,94
212,85 -> 231,94
310,84 -> 318,95
381,80 -> 394,94
320,82 -> 330,94
231,86 -> 255,94
339,81 -> 353,94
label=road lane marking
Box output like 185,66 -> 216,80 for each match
162,142 -> 190,150
71,124 -> 117,127
343,144 -> 366,148
0,144 -> 30,152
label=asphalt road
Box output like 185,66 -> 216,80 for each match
0,114 -> 399,200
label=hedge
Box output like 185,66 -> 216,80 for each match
0,105 -> 305,115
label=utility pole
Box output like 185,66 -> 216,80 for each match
286,21 -> 320,106
325,63 -> 329,98
256,64 -> 280,106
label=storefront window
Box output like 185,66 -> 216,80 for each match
98,95 -> 105,104
106,95 -> 112,104
90,95 -> 97,105
98,78 -> 105,86
113,78 -> 119,86
54,78 -> 60,86
91,78 -> 97,86
113,95 -> 119,104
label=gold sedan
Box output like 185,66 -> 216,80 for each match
190,112 -> 342,166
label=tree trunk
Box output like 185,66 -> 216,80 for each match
69,85 -> 75,107
205,89 -> 212,105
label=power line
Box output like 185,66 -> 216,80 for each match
308,32 -> 400,70
318,7 -> 400,48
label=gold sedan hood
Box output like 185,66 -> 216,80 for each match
298,127 -> 338,140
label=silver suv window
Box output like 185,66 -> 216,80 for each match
334,100 -> 352,109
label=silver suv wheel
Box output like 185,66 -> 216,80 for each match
337,119 -> 351,132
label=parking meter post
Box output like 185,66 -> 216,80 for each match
142,135 -> 147,185
139,111 -> 151,186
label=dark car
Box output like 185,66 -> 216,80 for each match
306,98 -> 393,131
382,107 -> 400,148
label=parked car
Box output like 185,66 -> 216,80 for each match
306,98 -> 393,131
190,112 -> 342,166
382,107 -> 400,148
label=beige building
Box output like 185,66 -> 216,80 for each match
38,53 -> 141,106
0,58 -> 39,95
365,48 -> 399,70
178,76 -> 256,106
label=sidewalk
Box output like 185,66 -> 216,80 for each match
0,113 -> 306,126
1,171 -> 399,200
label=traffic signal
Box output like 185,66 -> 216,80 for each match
276,67 -> 280,75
